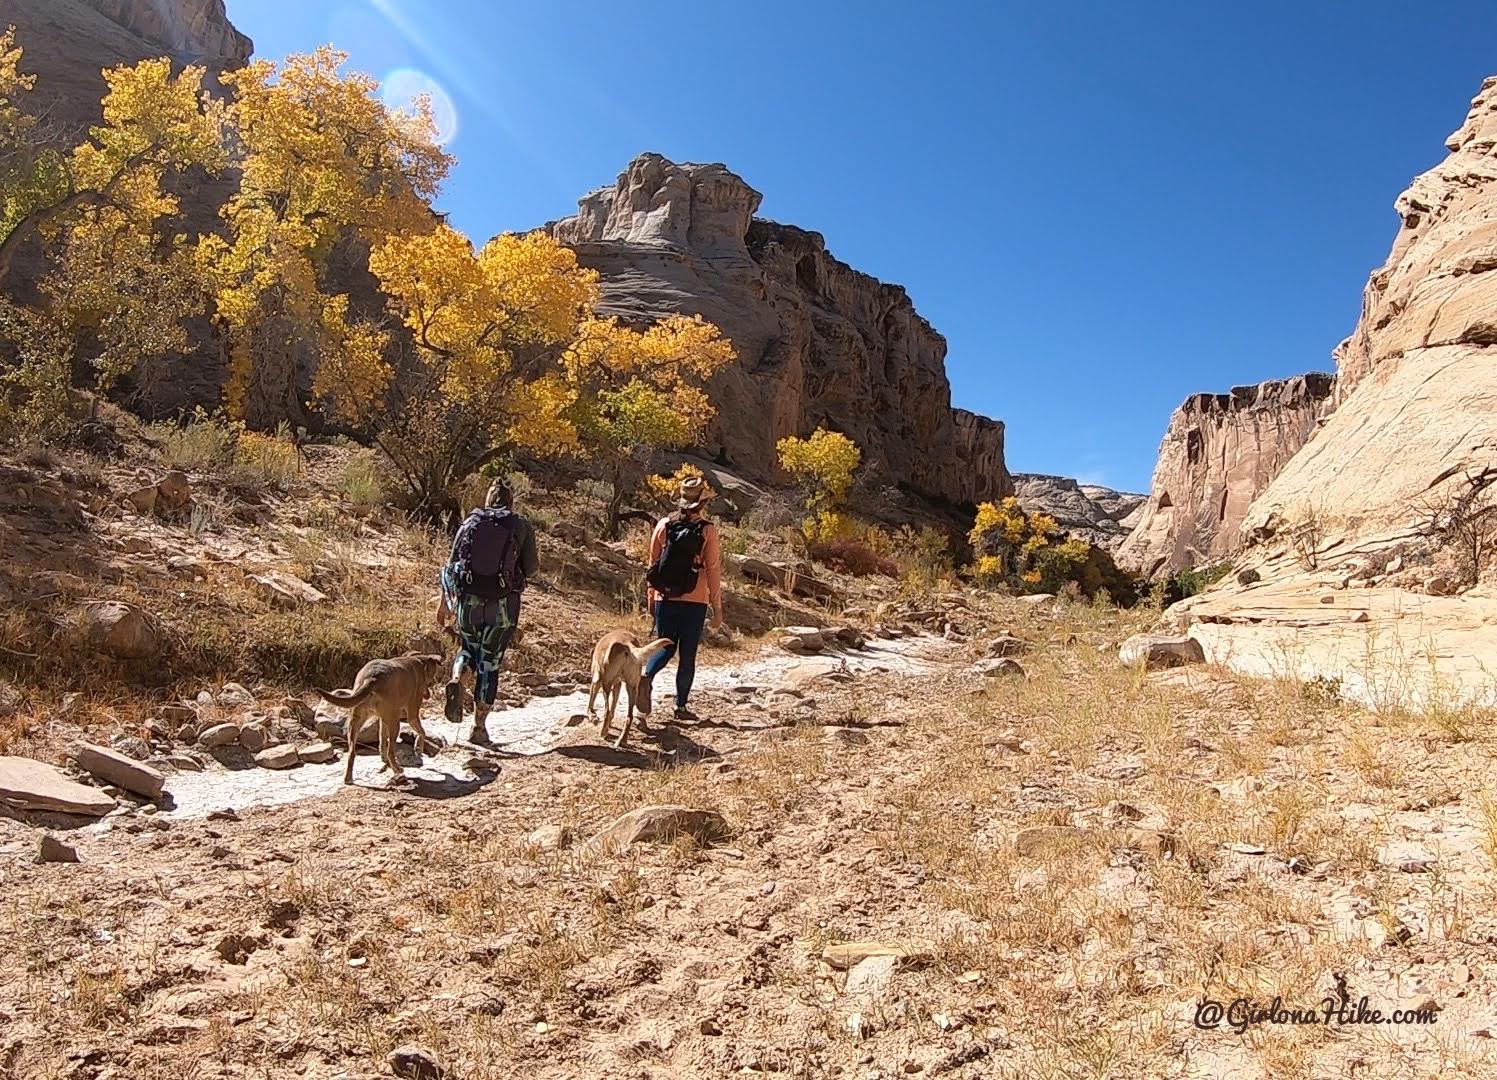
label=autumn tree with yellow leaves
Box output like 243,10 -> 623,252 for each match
562,314 -> 736,537
200,47 -> 451,430
0,32 -> 738,524
0,30 -> 227,440
349,226 -> 600,518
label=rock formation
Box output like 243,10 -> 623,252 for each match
0,0 -> 251,137
546,154 -> 1010,507
1011,474 -> 1144,553
1118,373 -> 1335,579
1243,75 -> 1497,550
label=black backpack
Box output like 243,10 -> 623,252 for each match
646,516 -> 707,598
450,507 -> 523,601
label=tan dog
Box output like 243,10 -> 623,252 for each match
316,653 -> 446,785
587,631 -> 675,747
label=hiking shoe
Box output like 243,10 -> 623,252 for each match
673,706 -> 700,723
444,680 -> 463,724
467,722 -> 492,746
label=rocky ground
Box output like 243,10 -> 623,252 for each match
3,440 -> 1497,1079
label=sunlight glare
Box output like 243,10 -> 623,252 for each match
380,67 -> 459,145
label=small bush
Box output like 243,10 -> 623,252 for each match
801,508 -> 860,545
339,450 -> 386,509
232,425 -> 301,490
1169,560 -> 1234,601
807,537 -> 899,577
153,409 -> 238,472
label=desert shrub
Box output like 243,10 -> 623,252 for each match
807,537 -> 900,577
338,449 -> 386,509
232,424 -> 301,490
1289,504 -> 1325,570
801,508 -> 861,545
153,409 -> 239,472
1417,470 -> 1497,587
1169,560 -> 1233,601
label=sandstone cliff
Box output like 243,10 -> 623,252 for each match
0,0 -> 250,136
1011,474 -> 1144,554
1243,75 -> 1497,549
1118,373 -> 1335,578
546,154 -> 1010,507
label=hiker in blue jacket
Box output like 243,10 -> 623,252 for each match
437,480 -> 539,744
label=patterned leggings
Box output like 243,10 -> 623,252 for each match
453,592 -> 520,707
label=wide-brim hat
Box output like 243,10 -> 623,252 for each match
677,475 -> 715,511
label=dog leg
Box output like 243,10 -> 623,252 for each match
408,709 -> 443,756
383,713 -> 404,780
342,707 -> 359,785
616,690 -> 634,748
587,677 -> 600,718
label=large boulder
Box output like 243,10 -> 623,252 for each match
1119,633 -> 1205,671
79,601 -> 158,660
585,805 -> 729,856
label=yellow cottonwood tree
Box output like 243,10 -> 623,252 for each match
350,226 -> 599,517
562,314 -> 736,537
200,48 -> 451,428
0,42 -> 226,439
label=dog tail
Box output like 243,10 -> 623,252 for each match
315,679 -> 377,708
635,637 -> 675,668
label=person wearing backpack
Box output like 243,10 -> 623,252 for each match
642,474 -> 724,722
437,479 -> 539,745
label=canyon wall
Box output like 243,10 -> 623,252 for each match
1243,75 -> 1497,548
546,154 -> 1010,507
1117,373 -> 1335,578
0,0 -> 250,136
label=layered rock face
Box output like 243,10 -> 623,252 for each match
1244,75 -> 1497,546
0,0 -> 250,136
1012,474 -> 1145,553
1118,373 -> 1335,578
546,154 -> 1010,506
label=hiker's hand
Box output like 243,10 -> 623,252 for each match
710,608 -> 724,630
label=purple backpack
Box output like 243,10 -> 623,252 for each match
451,508 -> 522,601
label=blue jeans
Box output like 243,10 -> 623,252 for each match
645,600 -> 708,709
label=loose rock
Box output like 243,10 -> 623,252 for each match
78,601 -> 158,660
38,833 -> 80,863
0,756 -> 116,817
388,1046 -> 445,1080
254,745 -> 300,770
197,723 -> 241,749
1118,633 -> 1205,670
298,742 -> 337,764
71,743 -> 166,801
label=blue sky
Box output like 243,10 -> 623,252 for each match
225,1 -> 1497,492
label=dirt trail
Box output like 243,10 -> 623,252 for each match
157,635 -> 954,819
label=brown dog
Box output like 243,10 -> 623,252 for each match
587,631 -> 675,747
316,653 -> 446,785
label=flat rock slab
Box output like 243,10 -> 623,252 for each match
822,940 -> 934,971
72,743 -> 165,801
0,756 -> 116,817
1015,825 -> 1176,859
